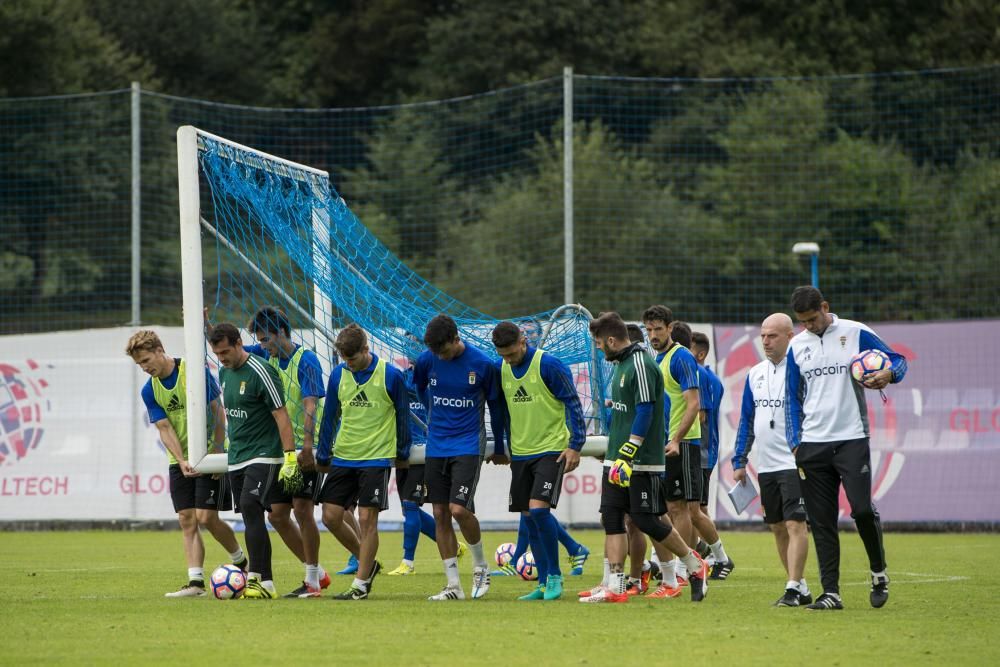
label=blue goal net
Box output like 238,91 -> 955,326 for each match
195,131 -> 611,436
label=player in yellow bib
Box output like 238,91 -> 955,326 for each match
246,307 -> 335,597
492,321 -> 585,601
127,330 -> 247,597
315,324 -> 411,600
643,305 -> 731,589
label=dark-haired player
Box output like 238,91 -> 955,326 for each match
786,286 -> 907,610
583,312 -> 708,603
416,314 -> 505,600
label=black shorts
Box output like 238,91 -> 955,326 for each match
396,465 -> 427,506
700,468 -> 712,506
759,469 -> 808,524
665,441 -> 702,502
600,468 -> 667,517
228,462 -> 280,514
318,465 -> 390,511
268,469 -> 323,505
425,455 -> 482,510
509,454 -> 565,512
169,464 -> 234,513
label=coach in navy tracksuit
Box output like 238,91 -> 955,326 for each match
785,286 -> 907,611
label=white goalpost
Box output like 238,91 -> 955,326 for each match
177,125 -> 610,474
177,125 -> 336,473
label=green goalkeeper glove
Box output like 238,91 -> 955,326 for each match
278,450 -> 303,494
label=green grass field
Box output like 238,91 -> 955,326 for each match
4,530 -> 998,665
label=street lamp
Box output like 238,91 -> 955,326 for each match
792,242 -> 820,288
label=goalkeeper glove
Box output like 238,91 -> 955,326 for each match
278,450 -> 303,494
609,440 -> 639,487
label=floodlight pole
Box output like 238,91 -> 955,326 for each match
792,242 -> 820,288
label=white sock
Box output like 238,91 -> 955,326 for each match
661,558 -> 678,587
650,552 -> 661,568
305,564 -> 320,588
602,558 -> 611,587
469,541 -> 487,568
799,579 -> 811,595
871,569 -> 887,579
680,551 -> 701,577
676,557 -> 689,579
402,559 -> 414,568
710,539 -> 729,563
248,571 -> 261,581
228,547 -> 245,564
786,579 -> 800,592
443,557 -> 461,588
641,560 -> 651,573
260,580 -> 276,593
352,577 -> 368,591
188,567 -> 204,582
609,572 -> 626,595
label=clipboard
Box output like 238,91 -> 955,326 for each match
727,479 -> 759,515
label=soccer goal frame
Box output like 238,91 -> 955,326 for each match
176,125 -> 334,473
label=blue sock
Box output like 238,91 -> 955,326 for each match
418,507 -> 436,540
513,514 -> 531,562
524,514 -> 549,583
402,501 -> 421,561
556,519 -> 582,556
530,507 -> 562,577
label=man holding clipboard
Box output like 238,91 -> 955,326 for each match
731,313 -> 813,607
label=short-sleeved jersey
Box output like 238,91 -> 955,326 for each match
220,353 -> 286,469
606,344 -> 665,470
246,343 -> 324,448
140,358 -> 221,464
733,357 -> 796,474
785,314 -> 908,447
244,344 -> 325,398
656,344 -> 701,443
413,343 -> 500,458
698,364 -> 724,469
141,359 -> 220,424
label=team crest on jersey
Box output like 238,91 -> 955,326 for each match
468,372 -> 476,385
801,348 -> 813,362
839,335 -> 847,348
754,376 -> 765,390
239,381 -> 246,395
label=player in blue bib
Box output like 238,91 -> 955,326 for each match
414,314 -> 505,600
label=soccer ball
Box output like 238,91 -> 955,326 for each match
850,349 -> 892,383
495,542 -> 517,567
515,552 -> 537,581
210,564 -> 246,599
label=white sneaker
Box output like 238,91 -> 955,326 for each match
471,567 -> 491,599
428,585 -> 466,601
578,585 -> 628,603
165,582 -> 206,598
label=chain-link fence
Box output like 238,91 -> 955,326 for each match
2,66 -> 999,334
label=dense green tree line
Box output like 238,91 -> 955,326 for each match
1,0 -> 998,331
